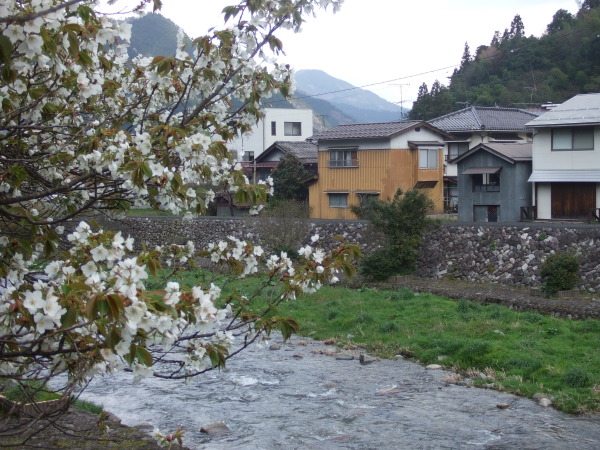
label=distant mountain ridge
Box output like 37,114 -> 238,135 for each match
294,70 -> 406,125
126,14 -> 405,128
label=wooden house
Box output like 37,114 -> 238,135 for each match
308,121 -> 451,219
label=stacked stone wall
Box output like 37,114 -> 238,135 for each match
415,224 -> 600,293
95,217 -> 600,293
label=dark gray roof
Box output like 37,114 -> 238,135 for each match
526,93 -> 600,127
429,107 -> 538,132
452,142 -> 532,165
311,121 -> 424,140
257,141 -> 317,164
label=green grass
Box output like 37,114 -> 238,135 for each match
148,270 -> 600,414
2,382 -> 103,415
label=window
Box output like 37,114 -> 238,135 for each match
447,142 -> 469,161
271,121 -> 276,136
472,173 -> 500,192
419,149 -> 438,169
329,149 -> 358,168
552,127 -> 594,150
284,121 -> 301,136
328,193 -> 348,208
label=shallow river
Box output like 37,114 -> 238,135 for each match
80,335 -> 600,449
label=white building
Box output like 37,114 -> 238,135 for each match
527,93 -> 600,221
229,108 -> 313,161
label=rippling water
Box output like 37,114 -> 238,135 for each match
80,335 -> 600,449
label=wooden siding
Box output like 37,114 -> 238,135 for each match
309,148 -> 444,219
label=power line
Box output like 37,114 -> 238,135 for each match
279,26 -> 589,105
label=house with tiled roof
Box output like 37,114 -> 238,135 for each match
308,121 -> 452,219
429,106 -> 538,212
526,93 -> 600,221
451,142 -> 532,222
245,140 -> 317,183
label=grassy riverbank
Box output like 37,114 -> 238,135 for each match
160,270 -> 600,414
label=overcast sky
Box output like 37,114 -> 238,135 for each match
107,0 -> 581,106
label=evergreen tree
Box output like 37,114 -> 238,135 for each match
460,42 -> 472,68
271,154 -> 310,202
546,9 -> 575,34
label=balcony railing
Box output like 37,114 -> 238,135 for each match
328,159 -> 358,168
473,184 -> 500,192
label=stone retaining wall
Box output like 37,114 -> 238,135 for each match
415,223 -> 600,293
96,217 -> 600,293
95,216 -> 383,255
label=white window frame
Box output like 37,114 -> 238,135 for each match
552,127 -> 594,151
284,121 -> 302,136
328,193 -> 348,208
328,149 -> 358,168
419,148 -> 438,169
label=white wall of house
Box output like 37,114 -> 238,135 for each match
389,127 -> 443,149
531,127 -> 600,220
531,127 -> 600,170
534,183 -> 552,219
229,108 -> 313,159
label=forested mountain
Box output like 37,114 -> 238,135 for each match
409,1 -> 600,120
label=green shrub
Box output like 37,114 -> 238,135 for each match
540,252 -> 580,295
353,189 -> 434,281
359,247 -> 408,281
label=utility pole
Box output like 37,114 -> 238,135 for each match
390,83 -> 409,119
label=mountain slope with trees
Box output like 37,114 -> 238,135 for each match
409,1 -> 600,120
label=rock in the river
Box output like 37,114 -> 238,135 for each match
359,353 -> 378,365
425,364 -> 443,370
200,422 -> 231,437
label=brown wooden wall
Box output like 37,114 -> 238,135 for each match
308,148 -> 444,219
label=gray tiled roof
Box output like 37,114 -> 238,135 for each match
311,121 -> 423,140
429,107 -> 538,132
257,141 -> 317,164
276,141 -> 318,163
526,93 -> 600,127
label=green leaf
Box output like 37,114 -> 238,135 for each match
62,24 -> 85,33
78,49 -> 93,67
222,6 -> 241,22
0,35 -> 13,65
61,306 -> 78,328
67,31 -> 79,59
86,296 -> 98,320
136,346 -> 154,366
106,294 -> 124,319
